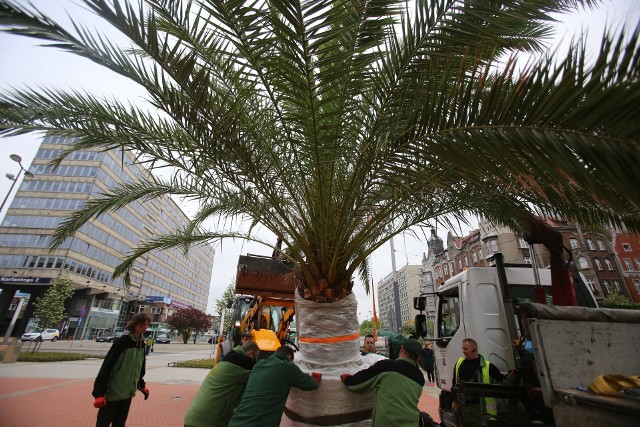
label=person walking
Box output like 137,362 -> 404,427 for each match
421,341 -> 435,385
341,338 -> 425,426
184,341 -> 261,427
92,313 -> 151,427
144,335 -> 154,356
228,346 -> 321,427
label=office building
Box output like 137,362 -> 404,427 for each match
0,135 -> 214,339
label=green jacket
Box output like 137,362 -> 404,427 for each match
345,357 -> 425,426
93,332 -> 146,402
184,350 -> 256,427
228,353 -> 319,427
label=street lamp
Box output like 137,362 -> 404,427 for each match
0,154 -> 35,213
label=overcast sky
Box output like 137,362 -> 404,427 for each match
1,0 -> 638,318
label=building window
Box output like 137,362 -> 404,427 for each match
586,277 -> 598,294
586,239 -> 595,250
622,243 -> 632,252
9,303 -> 17,310
603,280 -> 611,293
130,306 -> 137,313
578,257 -> 589,270
635,259 -> 640,271
612,280 -> 622,292
518,238 -> 528,248
487,239 -> 498,253
569,237 -> 578,249
458,259 -> 462,270
443,265 -> 448,276
464,255 -> 468,267
604,258 -> 614,271
523,256 -> 531,264
624,258 -> 633,271
472,252 -> 478,263
597,239 -> 606,251
633,279 -> 640,294
594,259 -> 603,270
478,249 -> 483,259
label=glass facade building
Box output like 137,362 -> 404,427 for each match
0,135 -> 213,339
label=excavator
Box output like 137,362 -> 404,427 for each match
215,253 -> 298,362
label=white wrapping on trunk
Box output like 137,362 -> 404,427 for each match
295,292 -> 363,373
282,293 -> 376,426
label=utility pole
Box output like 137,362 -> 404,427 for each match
390,238 -> 402,333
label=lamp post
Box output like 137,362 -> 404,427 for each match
0,154 -> 35,213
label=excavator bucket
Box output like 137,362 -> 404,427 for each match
235,255 -> 296,299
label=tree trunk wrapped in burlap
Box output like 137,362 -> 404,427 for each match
282,293 -> 375,426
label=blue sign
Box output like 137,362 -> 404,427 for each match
145,296 -> 171,304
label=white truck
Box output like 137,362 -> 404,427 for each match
419,218 -> 640,427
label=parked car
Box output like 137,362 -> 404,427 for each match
95,332 -> 123,343
21,329 -> 60,342
155,334 -> 170,344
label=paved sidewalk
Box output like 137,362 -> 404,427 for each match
0,344 -> 441,426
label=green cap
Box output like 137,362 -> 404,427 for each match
403,339 -> 422,358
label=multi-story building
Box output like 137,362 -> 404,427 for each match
0,135 -> 214,339
611,228 -> 640,302
378,217 -> 640,338
376,264 -> 422,333
430,217 -> 636,305
545,217 -> 633,302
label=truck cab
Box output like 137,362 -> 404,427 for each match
435,264 -> 551,394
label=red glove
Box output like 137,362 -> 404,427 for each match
311,372 -> 322,383
139,387 -> 150,400
340,373 -> 351,384
93,397 -> 107,408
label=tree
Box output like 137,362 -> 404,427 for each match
32,274 -> 74,350
1,0 -> 639,420
216,283 -> 236,335
33,275 -> 74,333
359,317 -> 385,336
166,306 -> 211,344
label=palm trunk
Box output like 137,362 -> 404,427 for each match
282,293 -> 375,426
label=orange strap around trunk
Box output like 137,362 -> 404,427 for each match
298,333 -> 360,343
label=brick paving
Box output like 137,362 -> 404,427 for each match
0,378 -> 441,426
0,342 -> 441,426
0,378 -> 198,427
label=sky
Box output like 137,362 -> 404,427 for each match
1,0 -> 639,319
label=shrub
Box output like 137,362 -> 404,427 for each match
17,352 -> 104,362
173,359 -> 215,369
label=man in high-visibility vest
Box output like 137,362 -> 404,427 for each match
452,338 -> 505,427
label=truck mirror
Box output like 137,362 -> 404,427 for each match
413,296 -> 426,311
415,314 -> 426,338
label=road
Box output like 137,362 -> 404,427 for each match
0,341 -> 441,426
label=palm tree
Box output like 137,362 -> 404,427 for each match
1,0 -> 639,419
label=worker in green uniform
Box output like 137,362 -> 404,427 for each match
341,338 -> 425,426
228,346 -> 321,427
184,341 -> 260,427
